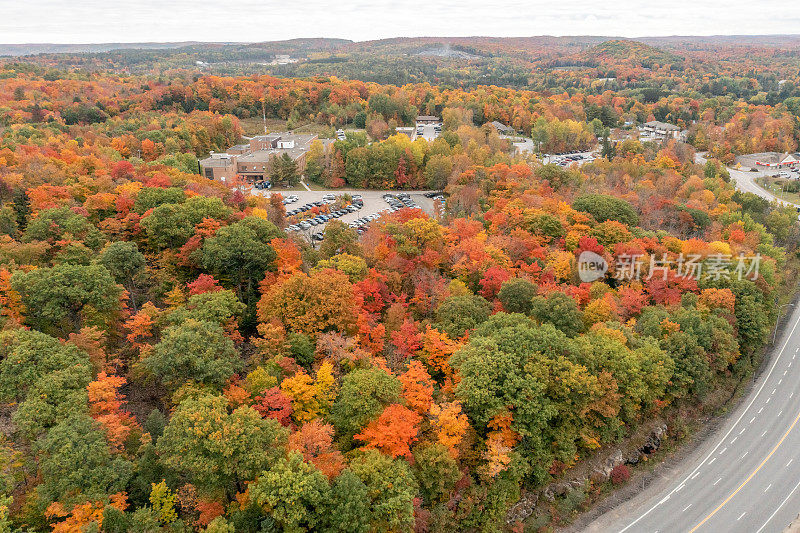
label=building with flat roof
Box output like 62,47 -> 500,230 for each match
639,120 -> 686,141
489,121 -> 516,135
199,132 -> 318,183
416,115 -> 441,125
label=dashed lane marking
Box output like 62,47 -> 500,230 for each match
689,407 -> 800,532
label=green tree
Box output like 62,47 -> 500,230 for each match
157,393 -> 287,495
330,368 -> 401,444
99,241 -> 146,312
139,203 -> 194,249
167,290 -> 245,328
35,414 -> 131,509
270,153 -> 299,186
319,220 -> 361,258
0,329 -> 90,401
142,319 -> 241,388
349,449 -> 417,532
23,207 -> 104,250
572,194 -> 639,226
133,187 -> 185,213
202,217 -> 280,301
13,363 -> 91,440
412,443 -> 460,504
435,294 -> 491,339
529,291 -> 584,337
497,278 -> 537,314
324,469 -> 371,533
251,452 -> 330,533
11,263 -> 122,336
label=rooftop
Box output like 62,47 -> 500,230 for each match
642,120 -> 681,131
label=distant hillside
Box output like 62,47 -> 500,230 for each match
551,39 -> 684,69
0,42 -> 224,56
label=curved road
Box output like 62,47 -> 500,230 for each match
696,153 -> 800,208
583,155 -> 800,533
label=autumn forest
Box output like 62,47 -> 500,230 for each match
0,36 -> 799,532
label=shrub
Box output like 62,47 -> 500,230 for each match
610,464 -> 631,485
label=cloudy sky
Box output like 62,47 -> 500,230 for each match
3,0 -> 800,43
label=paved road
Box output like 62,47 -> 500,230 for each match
583,156 -> 800,532
586,302 -> 800,532
695,153 -> 799,207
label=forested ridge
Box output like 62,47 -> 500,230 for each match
0,52 -> 798,532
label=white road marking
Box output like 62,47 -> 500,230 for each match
759,407 -> 764,413
676,484 -> 685,493
756,478 -> 800,533
731,436 -> 738,444
691,472 -> 700,479
750,417 -> 756,423
765,484 -> 772,493
619,312 -> 800,533
767,397 -> 771,404
738,512 -> 747,521
779,410 -> 783,417
779,379 -> 783,385
792,392 -> 795,399
773,389 -> 777,395
709,457 -> 717,465
762,430 -> 768,437
720,447 -> 728,454
788,459 -> 794,467
683,504 -> 692,512
741,451 -> 748,459
784,371 -> 788,376
714,477 -> 722,485
739,428 -> 746,435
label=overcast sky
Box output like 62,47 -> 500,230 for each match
3,0 -> 800,43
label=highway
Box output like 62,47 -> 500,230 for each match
582,156 -> 800,532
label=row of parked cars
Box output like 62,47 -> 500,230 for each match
286,195 -> 364,232
384,192 -> 419,210
282,194 -> 299,205
423,191 -> 445,201
551,152 -> 595,166
348,212 -> 385,235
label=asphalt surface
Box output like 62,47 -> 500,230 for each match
253,188 -> 438,240
696,153 -> 800,208
587,303 -> 800,532
583,155 -> 800,532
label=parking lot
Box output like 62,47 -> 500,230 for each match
542,150 -> 598,167
258,189 -> 441,242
